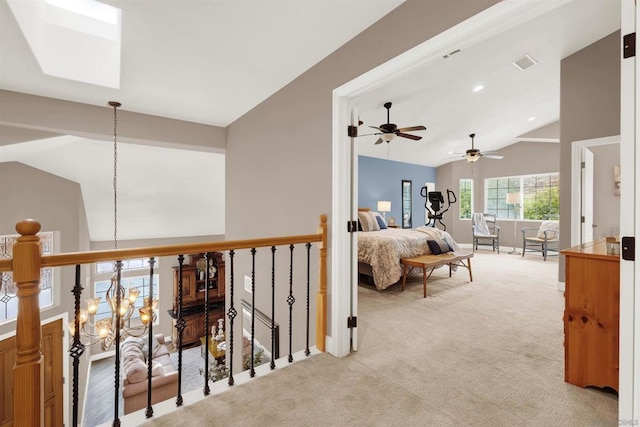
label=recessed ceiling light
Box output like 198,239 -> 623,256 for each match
528,116 -> 536,121
473,85 -> 485,92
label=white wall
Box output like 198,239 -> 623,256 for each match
590,143 -> 621,240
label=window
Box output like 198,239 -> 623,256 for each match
485,173 -> 559,220
94,274 -> 159,321
0,232 -> 54,322
93,257 -> 159,322
459,179 -> 473,220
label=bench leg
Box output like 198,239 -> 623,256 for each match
467,258 -> 473,282
423,267 -> 427,298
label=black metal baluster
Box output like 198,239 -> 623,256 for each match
270,246 -> 276,370
203,252 -> 211,395
175,255 -> 186,406
113,260 -> 123,427
305,242 -> 311,356
227,250 -> 236,386
287,244 -> 295,363
70,264 -> 85,427
145,257 -> 155,418
250,248 -> 256,377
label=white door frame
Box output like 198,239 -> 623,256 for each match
570,135 -> 619,247
619,0 -> 638,422
331,0 -> 573,353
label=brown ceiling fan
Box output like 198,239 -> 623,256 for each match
364,102 -> 426,144
446,133 -> 504,162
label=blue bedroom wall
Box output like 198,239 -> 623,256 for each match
358,156 -> 437,228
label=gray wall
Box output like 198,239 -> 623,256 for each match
436,141 -> 560,248
560,31 -> 621,277
225,0 -> 500,349
590,143 -> 621,240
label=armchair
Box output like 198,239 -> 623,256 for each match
521,220 -> 559,261
472,213 -> 500,254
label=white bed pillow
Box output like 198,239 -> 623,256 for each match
358,211 -> 380,232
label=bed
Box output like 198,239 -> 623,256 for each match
357,210 -> 460,290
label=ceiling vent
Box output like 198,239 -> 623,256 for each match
512,54 -> 537,71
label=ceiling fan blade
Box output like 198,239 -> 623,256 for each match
358,132 -> 382,137
374,138 -> 384,145
369,126 -> 385,132
397,125 -> 426,132
443,154 -> 466,160
482,154 -> 504,160
396,132 -> 422,141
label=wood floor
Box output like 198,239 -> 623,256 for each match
83,346 -> 204,427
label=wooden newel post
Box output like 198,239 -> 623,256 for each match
316,214 -> 327,352
12,219 -> 44,427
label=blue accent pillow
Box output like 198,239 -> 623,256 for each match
375,215 -> 387,230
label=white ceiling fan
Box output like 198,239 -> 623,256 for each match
446,133 -> 504,162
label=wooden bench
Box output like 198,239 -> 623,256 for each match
400,251 -> 473,298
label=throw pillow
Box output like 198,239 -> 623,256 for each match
536,221 -> 559,239
373,213 -> 388,230
427,238 -> 452,255
151,360 -> 164,377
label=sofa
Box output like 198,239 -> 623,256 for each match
121,334 -> 178,414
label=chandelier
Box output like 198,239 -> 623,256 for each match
69,101 -> 157,351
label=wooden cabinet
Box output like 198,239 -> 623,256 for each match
170,252 -> 225,348
562,239 -> 619,391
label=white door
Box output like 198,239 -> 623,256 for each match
581,147 -> 594,243
619,1 -> 638,422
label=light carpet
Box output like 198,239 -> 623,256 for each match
144,250 -> 618,427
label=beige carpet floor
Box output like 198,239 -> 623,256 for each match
142,250 -> 618,427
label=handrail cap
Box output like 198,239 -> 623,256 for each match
16,219 -> 41,236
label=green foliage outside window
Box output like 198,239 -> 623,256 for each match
485,173 -> 559,220
459,179 -> 473,219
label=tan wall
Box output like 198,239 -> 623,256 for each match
560,30 -> 621,278
590,144 -> 621,240
0,90 -> 226,152
225,0 -> 500,351
0,161 -> 91,422
436,141 -> 560,248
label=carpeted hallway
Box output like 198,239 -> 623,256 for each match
142,250 -> 618,427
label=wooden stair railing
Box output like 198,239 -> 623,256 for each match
0,214 -> 327,427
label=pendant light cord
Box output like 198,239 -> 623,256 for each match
109,101 -> 122,251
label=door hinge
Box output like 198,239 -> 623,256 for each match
622,236 -> 635,261
623,32 -> 636,58
347,220 -> 358,233
347,125 -> 358,138
347,316 -> 357,328
62,376 -> 65,385
580,216 -> 585,223
581,161 -> 585,168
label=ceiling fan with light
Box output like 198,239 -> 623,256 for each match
446,133 -> 504,162
364,102 -> 426,144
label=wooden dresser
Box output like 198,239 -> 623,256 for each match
562,239 -> 619,391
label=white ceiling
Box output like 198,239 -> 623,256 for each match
0,0 -> 622,241
355,0 -> 620,167
0,0 -> 404,241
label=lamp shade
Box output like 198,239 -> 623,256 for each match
506,192 -> 521,204
377,200 -> 391,212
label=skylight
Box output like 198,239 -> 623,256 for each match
7,0 -> 122,88
46,0 -> 118,25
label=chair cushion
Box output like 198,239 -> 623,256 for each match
536,221 -> 559,239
